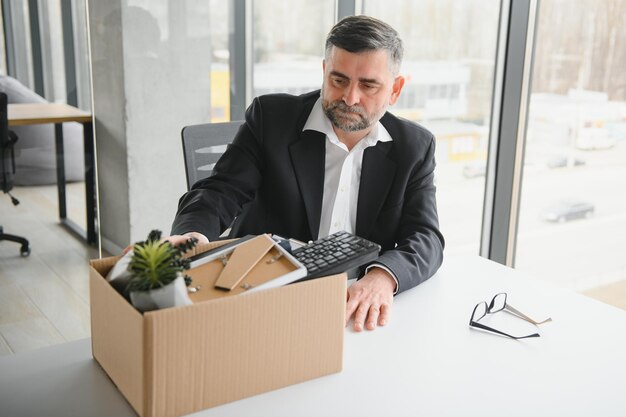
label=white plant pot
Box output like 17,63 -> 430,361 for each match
130,275 -> 192,312
106,250 -> 134,296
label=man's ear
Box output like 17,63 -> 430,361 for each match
389,75 -> 406,105
322,59 -> 326,73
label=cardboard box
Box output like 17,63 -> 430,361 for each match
89,241 -> 346,417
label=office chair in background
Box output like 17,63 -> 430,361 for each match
181,121 -> 244,190
181,121 -> 244,238
0,92 -> 31,256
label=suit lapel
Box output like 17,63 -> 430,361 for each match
289,130 -> 326,239
356,141 -> 396,238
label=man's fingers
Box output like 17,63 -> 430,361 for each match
165,235 -> 191,247
366,305 -> 380,330
184,232 -> 210,245
379,303 -> 391,326
352,303 -> 369,332
345,293 -> 358,327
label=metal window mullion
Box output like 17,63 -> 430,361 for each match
244,0 -> 252,105
229,0 -> 250,120
480,0 -> 511,263
480,0 -> 538,266
72,0 -> 91,110
2,1 -> 17,76
27,0 -> 45,96
61,0 -> 78,106
336,0 -> 357,21
38,0 -> 55,100
508,0 -> 539,267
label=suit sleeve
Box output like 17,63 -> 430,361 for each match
171,98 -> 265,240
370,135 -> 445,294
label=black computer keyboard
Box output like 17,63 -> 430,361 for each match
291,231 -> 381,280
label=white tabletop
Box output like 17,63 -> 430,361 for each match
2,255 -> 626,417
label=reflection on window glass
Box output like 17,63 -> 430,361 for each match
6,0 -> 35,88
516,1 -> 626,296
364,0 -> 500,256
125,0 -> 229,122
252,0 -> 334,98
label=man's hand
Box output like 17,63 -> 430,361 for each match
345,268 -> 396,332
122,232 -> 209,254
166,232 -> 210,247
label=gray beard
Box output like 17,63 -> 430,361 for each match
322,100 -> 372,132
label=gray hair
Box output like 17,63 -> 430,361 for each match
325,15 -> 403,75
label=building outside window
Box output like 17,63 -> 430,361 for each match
515,0 -> 626,294
364,0 -> 501,256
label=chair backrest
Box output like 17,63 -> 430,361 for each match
0,92 -> 14,193
181,121 -> 244,190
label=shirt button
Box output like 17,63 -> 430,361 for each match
340,187 -> 346,192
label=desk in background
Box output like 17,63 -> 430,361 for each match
1,255 -> 625,417
8,103 -> 97,245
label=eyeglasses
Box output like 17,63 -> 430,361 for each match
469,293 -> 552,340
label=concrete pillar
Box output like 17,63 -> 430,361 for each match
88,1 -> 212,253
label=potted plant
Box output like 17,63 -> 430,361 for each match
126,230 -> 197,312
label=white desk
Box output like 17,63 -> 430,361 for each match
1,255 -> 626,417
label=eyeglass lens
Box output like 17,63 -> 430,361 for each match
471,301 -> 488,322
489,292 -> 507,313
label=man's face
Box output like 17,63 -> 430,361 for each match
321,46 -> 404,133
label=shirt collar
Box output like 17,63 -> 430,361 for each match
303,98 -> 393,148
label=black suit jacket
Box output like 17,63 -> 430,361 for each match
172,90 -> 444,293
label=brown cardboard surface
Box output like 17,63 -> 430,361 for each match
144,276 -> 345,417
90,240 -> 346,417
90,258 -> 145,414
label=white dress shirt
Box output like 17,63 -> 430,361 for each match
302,98 -> 398,292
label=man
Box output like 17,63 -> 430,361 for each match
170,15 -> 444,331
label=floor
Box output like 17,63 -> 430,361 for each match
582,281 -> 626,311
0,182 -> 103,356
1,183 -> 625,356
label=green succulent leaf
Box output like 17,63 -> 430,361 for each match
126,230 -> 197,292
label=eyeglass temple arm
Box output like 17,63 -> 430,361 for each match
505,303 -> 552,325
470,321 -> 540,340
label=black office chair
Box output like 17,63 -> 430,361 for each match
181,121 -> 244,190
1,92 -> 30,256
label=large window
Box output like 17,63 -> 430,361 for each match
252,0 -> 334,98
3,0 -> 35,88
2,0 -> 91,109
515,0 -> 626,291
364,0 -> 501,256
124,0 -> 229,122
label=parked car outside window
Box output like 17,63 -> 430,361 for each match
541,200 -> 595,223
